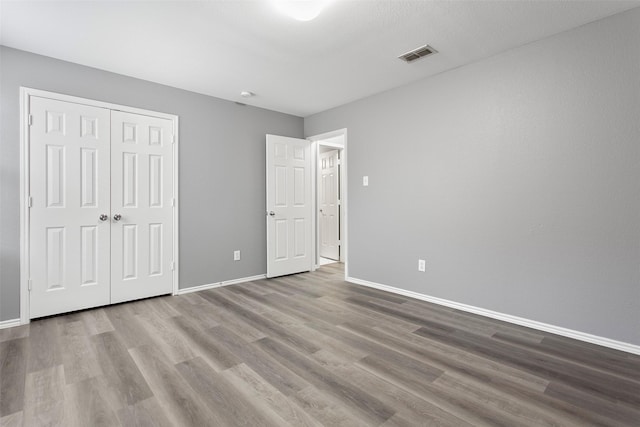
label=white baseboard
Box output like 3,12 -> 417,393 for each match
346,276 -> 640,356
0,318 -> 22,330
177,274 -> 267,295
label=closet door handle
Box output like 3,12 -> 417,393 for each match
113,214 -> 122,222
99,214 -> 109,222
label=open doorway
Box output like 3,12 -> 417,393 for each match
319,146 -> 340,264
309,129 -> 347,277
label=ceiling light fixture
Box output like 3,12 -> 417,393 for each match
271,0 -> 334,22
240,91 -> 255,98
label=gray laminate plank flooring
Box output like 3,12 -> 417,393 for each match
1,262 -> 639,426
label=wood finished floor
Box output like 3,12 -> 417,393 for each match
1,262 -> 640,426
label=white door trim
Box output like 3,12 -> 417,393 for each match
19,87 -> 180,325
307,128 -> 348,279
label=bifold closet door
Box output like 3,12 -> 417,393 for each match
29,97 -> 175,318
29,97 -> 112,318
110,111 -> 174,303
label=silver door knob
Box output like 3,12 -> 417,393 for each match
99,214 -> 108,222
113,214 -> 122,222
268,211 -> 275,216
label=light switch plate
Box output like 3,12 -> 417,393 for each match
363,176 -> 369,186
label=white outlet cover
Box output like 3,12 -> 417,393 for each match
418,259 -> 426,272
234,250 -> 241,261
363,176 -> 369,186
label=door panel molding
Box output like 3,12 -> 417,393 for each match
20,87 -> 179,324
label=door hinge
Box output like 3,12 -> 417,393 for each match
27,196 -> 33,208
28,115 -> 33,126
28,279 -> 32,291
171,198 -> 176,207
172,134 -> 176,144
170,261 -> 175,271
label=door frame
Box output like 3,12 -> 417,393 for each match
307,128 -> 348,279
19,87 -> 180,325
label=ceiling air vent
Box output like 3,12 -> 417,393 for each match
398,45 -> 437,63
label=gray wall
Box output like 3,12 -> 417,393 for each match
305,9 -> 640,346
0,46 -> 303,321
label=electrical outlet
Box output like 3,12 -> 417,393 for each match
363,176 -> 369,186
234,250 -> 241,261
418,259 -> 426,272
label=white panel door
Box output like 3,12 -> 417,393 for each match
29,97 -> 111,318
110,111 -> 174,303
319,149 -> 339,260
266,134 -> 312,278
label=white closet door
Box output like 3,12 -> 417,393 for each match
29,97 -> 111,318
266,134 -> 312,278
110,111 -> 174,303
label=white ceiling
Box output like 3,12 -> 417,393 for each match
1,0 -> 639,117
